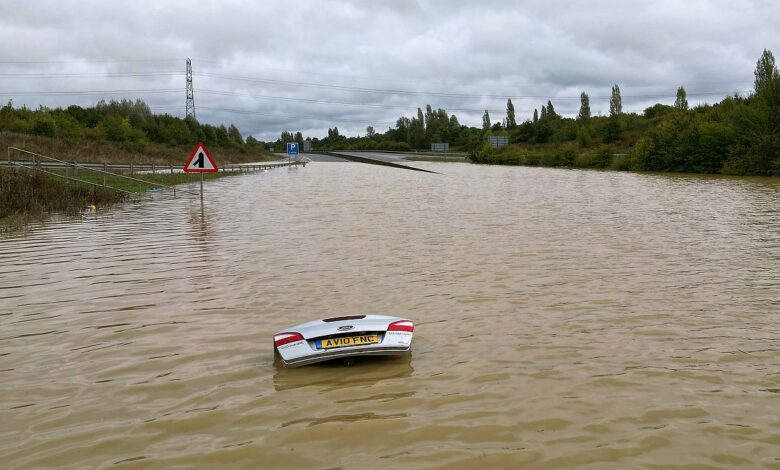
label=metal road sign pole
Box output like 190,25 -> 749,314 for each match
200,172 -> 204,211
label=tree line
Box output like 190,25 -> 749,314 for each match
0,98 -> 264,152
284,49 -> 779,176
2,50 -> 777,176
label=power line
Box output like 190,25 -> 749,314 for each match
0,71 -> 182,78
196,105 -> 396,126
0,58 -> 181,65
0,88 -> 184,96
197,89 -> 510,114
195,71 -> 750,101
147,104 -> 394,125
189,58 -> 755,91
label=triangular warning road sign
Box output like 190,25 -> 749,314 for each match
184,142 -> 219,173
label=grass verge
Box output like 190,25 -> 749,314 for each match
0,167 -> 234,232
1,131 -> 275,165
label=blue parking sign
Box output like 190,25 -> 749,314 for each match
287,142 -> 299,156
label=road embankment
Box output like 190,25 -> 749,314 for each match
0,167 -> 228,232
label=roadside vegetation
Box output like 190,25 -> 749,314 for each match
471,50 -> 780,176
0,167 -> 122,231
0,97 -> 278,230
279,49 -> 779,177
0,99 -> 274,165
0,166 -> 231,230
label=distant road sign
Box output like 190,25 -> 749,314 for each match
184,142 -> 218,173
287,142 -> 299,156
488,136 -> 509,148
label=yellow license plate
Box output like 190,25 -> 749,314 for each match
317,335 -> 379,349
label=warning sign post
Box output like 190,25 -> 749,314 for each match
184,142 -> 219,210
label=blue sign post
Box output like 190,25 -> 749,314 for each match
287,142 -> 299,156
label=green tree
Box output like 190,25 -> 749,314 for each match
546,100 -> 557,118
32,113 -> 56,137
449,115 -> 460,133
725,72 -> 780,175
409,116 -> 426,149
215,125 -> 229,146
610,84 -> 622,116
577,92 -> 591,121
100,115 -> 134,142
228,124 -> 243,146
506,99 -> 516,128
482,110 -> 491,130
604,118 -> 621,143
395,117 -> 410,143
533,108 -> 538,123
674,86 -> 689,111
540,106 -> 547,120
754,49 -> 778,94
424,105 -> 434,130
366,125 -> 375,137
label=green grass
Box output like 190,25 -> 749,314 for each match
1,167 -> 125,221
405,156 -> 469,162
1,131 -> 276,165
0,167 -> 247,232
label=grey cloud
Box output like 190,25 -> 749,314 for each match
0,0 -> 776,141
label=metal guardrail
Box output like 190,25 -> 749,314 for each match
0,158 -> 297,174
6,147 -> 186,198
4,147 -> 302,198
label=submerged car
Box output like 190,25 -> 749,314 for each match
273,314 -> 414,368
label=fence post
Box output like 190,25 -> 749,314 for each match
152,163 -> 156,174
170,164 -> 173,174
130,162 -> 134,175
103,163 -> 107,187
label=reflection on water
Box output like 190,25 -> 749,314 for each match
1,163 -> 779,468
273,355 -> 414,392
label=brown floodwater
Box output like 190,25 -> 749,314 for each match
1,162 -> 779,469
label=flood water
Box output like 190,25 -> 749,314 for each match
1,162 -> 779,468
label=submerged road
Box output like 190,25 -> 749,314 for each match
3,164 -> 778,468
298,152 -> 405,163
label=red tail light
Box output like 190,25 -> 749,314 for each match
388,320 -> 414,332
274,332 -> 304,347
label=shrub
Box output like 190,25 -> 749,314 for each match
32,114 -> 56,137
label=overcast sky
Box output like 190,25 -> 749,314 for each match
0,0 -> 777,141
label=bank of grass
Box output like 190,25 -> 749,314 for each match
1,167 -> 123,229
405,156 -> 469,162
1,131 -> 275,165
0,130 -> 278,231
469,142 -> 636,171
0,166 -> 232,232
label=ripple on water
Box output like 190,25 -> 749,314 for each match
1,164 -> 779,468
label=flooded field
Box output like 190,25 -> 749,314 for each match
1,162 -> 779,468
